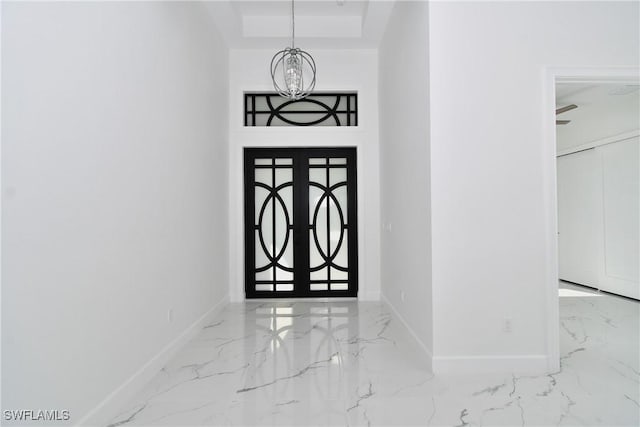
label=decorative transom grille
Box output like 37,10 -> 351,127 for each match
244,92 -> 358,127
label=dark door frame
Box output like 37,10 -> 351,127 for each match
244,147 -> 358,298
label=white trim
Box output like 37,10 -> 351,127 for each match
381,294 -> 433,369
542,68 -> 561,373
76,295 -> 229,427
556,129 -> 640,157
542,67 -> 640,374
553,76 -> 640,85
432,355 -> 548,375
359,291 -> 381,301
0,4 -> 4,400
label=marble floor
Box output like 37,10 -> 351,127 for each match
108,284 -> 639,426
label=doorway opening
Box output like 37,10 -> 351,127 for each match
244,147 -> 358,298
545,69 -> 640,372
555,80 -> 639,300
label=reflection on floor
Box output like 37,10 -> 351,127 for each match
108,285 -> 639,426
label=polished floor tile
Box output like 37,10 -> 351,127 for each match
108,286 -> 639,426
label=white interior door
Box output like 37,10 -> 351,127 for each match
599,137 -> 639,299
557,136 -> 639,300
557,148 -> 603,288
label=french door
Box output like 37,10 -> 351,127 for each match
244,148 -> 358,298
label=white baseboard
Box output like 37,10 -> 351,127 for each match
381,294 -> 548,375
381,293 -> 433,369
76,295 -> 229,427
432,354 -> 549,375
359,291 -> 381,301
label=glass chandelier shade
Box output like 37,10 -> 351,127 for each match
270,0 -> 316,100
271,48 -> 316,100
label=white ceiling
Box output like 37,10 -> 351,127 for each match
556,83 -> 640,107
230,0 -> 368,16
555,82 -> 640,122
556,82 -> 640,152
204,0 -> 395,49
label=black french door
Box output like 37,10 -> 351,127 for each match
244,148 -> 358,298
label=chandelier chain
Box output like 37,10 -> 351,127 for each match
291,0 -> 295,48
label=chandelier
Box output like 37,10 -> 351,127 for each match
270,0 -> 316,100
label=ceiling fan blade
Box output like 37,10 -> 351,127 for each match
556,120 -> 571,125
556,104 -> 578,115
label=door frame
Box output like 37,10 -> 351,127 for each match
244,147 -> 359,298
542,66 -> 640,372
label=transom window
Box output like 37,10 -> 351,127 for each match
244,92 -> 358,127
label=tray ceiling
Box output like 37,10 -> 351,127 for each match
204,0 -> 395,49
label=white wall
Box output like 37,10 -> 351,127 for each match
1,2 -> 228,424
429,1 -> 639,373
378,1 -> 432,359
228,49 -> 380,301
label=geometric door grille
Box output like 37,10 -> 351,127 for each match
244,147 -> 358,298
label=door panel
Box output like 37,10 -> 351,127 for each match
308,157 -> 351,292
557,148 -> 603,288
245,148 -> 358,298
557,136 -> 639,300
600,137 -> 639,299
250,156 -> 295,292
